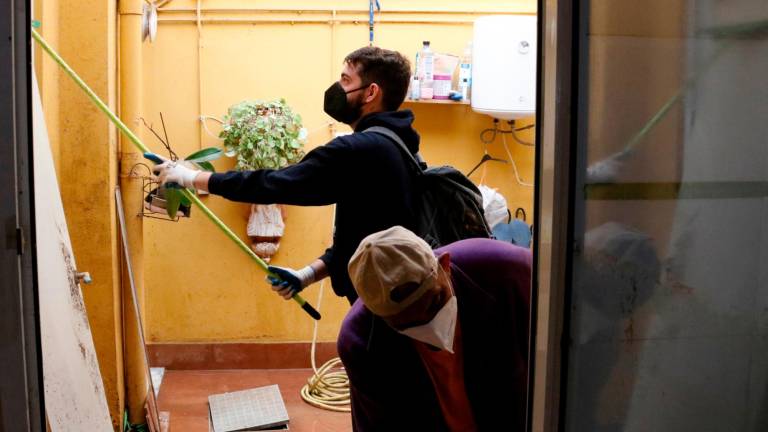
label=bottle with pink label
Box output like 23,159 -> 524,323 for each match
432,74 -> 451,99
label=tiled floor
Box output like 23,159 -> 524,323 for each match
156,369 -> 352,432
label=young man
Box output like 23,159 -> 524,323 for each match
153,47 -> 418,303
341,226 -> 532,431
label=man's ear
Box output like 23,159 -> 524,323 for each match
365,83 -> 381,104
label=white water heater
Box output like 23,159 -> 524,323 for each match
471,15 -> 537,120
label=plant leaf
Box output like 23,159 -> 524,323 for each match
196,161 -> 215,172
185,147 -> 223,163
165,188 -> 182,219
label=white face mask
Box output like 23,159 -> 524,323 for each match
398,295 -> 458,353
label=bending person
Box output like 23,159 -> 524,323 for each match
339,226 -> 532,431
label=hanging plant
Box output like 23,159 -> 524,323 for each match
220,99 -> 307,170
219,99 -> 307,262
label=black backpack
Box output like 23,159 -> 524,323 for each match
365,126 -> 492,248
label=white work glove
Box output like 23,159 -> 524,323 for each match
586,149 -> 632,184
152,159 -> 201,189
267,265 -> 316,300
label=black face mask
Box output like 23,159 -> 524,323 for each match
323,81 -> 369,125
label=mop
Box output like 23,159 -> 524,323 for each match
31,28 -> 321,320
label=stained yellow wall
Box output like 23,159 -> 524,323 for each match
139,0 -> 537,344
33,0 -> 124,428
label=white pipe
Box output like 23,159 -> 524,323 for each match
196,0 -> 204,150
157,7 -> 533,16
157,17 -> 484,25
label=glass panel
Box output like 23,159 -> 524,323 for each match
564,1 -> 768,430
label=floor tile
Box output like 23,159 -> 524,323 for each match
156,369 -> 352,432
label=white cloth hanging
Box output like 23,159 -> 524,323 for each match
478,185 -> 509,229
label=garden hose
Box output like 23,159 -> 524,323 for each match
299,280 -> 351,412
31,27 -> 320,320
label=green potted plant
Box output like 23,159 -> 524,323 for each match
219,99 -> 307,261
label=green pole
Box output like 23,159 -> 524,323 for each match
31,28 -> 320,320
618,18 -> 768,155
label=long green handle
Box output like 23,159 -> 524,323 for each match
618,18 -> 768,156
31,28 -> 321,320
620,42 -> 729,156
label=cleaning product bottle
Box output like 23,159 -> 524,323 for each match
410,52 -> 421,100
458,41 -> 473,101
419,41 -> 434,100
421,41 -> 434,81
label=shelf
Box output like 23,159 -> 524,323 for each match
403,99 -> 470,105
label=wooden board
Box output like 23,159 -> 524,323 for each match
33,75 -> 113,431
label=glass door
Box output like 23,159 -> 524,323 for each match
550,0 -> 768,430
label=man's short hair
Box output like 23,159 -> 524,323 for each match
345,46 -> 411,111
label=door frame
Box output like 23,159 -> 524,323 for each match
529,0 -> 581,430
0,0 -> 45,430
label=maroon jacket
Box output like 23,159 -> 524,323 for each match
338,238 -> 531,431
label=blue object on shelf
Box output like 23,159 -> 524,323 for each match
492,219 -> 532,248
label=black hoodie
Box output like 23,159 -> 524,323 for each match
208,110 -> 421,301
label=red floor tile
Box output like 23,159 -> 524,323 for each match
156,369 -> 352,432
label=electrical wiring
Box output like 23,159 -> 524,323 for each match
480,119 -> 535,145
199,115 -> 224,139
502,133 -> 534,187
509,128 -> 535,146
308,121 -> 337,137
477,118 -> 535,187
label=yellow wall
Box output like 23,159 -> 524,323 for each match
33,0 -> 124,428
30,0 -> 537,427
139,0 -> 537,344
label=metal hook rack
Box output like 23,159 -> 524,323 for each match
128,163 -> 190,222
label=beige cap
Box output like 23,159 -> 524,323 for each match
348,226 -> 438,317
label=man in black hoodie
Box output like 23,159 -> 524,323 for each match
154,46 -> 420,303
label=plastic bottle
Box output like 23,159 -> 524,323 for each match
433,75 -> 451,99
420,41 -> 434,81
419,41 -> 434,99
458,41 -> 473,101
410,52 -> 421,100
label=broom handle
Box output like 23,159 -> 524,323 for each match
31,28 -> 321,320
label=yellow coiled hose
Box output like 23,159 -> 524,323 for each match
300,281 -> 351,412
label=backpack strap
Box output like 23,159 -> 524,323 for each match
363,126 -> 426,172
